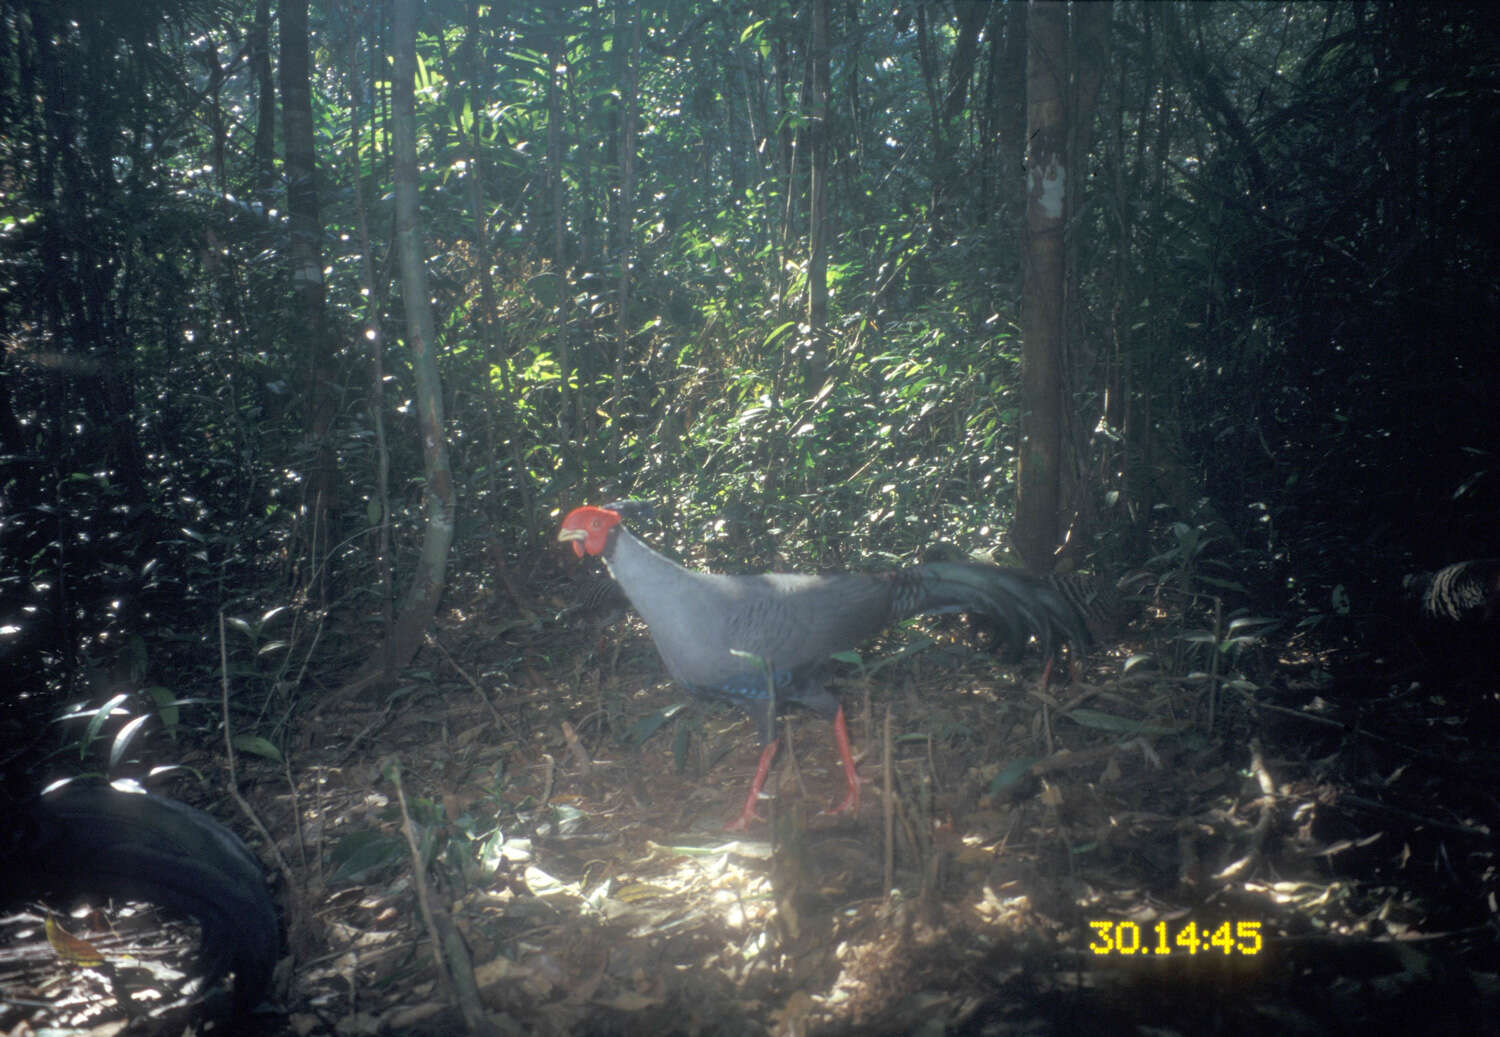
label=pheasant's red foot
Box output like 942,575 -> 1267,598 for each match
725,739 -> 781,830
724,804 -> 765,831
823,704 -> 861,816
825,784 -> 859,816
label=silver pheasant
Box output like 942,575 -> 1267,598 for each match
559,503 -> 1089,828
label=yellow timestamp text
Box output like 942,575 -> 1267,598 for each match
1088,919 -> 1263,957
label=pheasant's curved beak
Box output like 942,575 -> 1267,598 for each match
557,526 -> 587,558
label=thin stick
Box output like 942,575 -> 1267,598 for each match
219,613 -> 291,880
390,758 -> 449,991
560,720 -> 595,776
428,632 -> 512,734
883,707 -> 895,894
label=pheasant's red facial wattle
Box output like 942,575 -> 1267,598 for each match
557,505 -> 622,558
553,501 -> 1092,829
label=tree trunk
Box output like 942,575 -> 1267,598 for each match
931,0 -> 986,236
546,7 -> 573,451
992,2 -> 1028,223
344,16 -> 394,642
1014,1 -> 1067,571
377,0 -> 456,680
612,0 -> 640,468
279,0 -> 338,603
805,0 -> 830,391
249,0 -> 276,196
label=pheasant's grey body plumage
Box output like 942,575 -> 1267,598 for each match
559,503 -> 1089,827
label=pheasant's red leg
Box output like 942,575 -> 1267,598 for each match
828,704 -> 860,815
725,739 -> 780,831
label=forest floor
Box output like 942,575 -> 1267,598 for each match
5,554 -> 1500,1035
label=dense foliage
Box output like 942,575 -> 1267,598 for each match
1,0 -> 1495,711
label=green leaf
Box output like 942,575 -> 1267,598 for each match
109,715 -> 151,770
77,693 -> 129,761
623,703 -> 687,747
762,321 -> 796,348
986,757 -> 1038,796
330,830 -> 406,883
672,721 -> 691,774
145,686 -> 179,735
225,616 -> 255,638
1063,709 -> 1177,736
231,734 -> 284,762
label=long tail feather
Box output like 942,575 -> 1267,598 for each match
895,561 -> 1091,661
1403,559 -> 1500,622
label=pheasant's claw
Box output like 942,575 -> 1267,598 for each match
823,784 -> 860,817
724,805 -> 766,832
